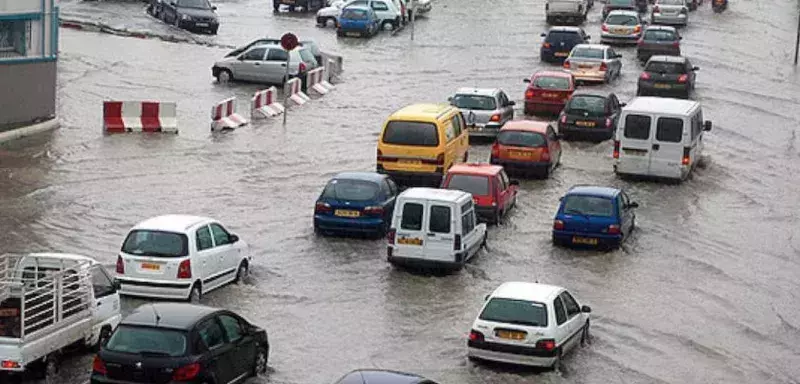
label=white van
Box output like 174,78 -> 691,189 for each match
387,188 -> 487,270
613,96 -> 712,181
0,253 -> 121,379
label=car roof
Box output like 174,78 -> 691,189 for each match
454,87 -> 499,97
572,43 -> 608,50
567,185 -> 620,198
447,163 -> 503,177
332,171 -> 386,183
132,214 -> 213,233
400,187 -> 470,202
547,26 -> 583,33
121,303 -> 219,330
500,120 -> 550,133
647,55 -> 687,63
390,103 -> 454,119
492,282 -> 564,303
335,369 -> 429,384
533,70 -> 572,78
624,96 -> 698,114
607,10 -> 639,16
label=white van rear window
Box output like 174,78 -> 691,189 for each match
401,203 -> 423,230
656,117 -> 683,142
429,205 -> 451,233
624,115 -> 651,140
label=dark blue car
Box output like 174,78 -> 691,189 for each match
552,185 -> 638,249
337,6 -> 380,38
540,26 -> 590,63
314,172 -> 398,236
332,370 -> 438,384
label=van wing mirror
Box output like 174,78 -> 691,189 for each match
703,120 -> 712,131
581,305 -> 592,313
540,32 -> 547,37
212,5 -> 217,10
620,102 -> 627,107
484,294 -> 490,301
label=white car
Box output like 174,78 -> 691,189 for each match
467,282 -> 592,369
316,0 -> 404,29
115,214 -> 251,302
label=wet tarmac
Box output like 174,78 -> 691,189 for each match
2,0 -> 800,383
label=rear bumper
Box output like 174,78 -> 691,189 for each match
546,12 -> 585,21
524,100 -> 566,115
600,33 -> 641,43
558,123 -> 613,140
314,215 -> 385,233
377,166 -> 443,187
571,71 -> 607,82
116,277 -> 191,300
552,230 -> 622,247
540,50 -> 570,63
475,206 -> 499,222
490,157 -> 550,172
652,13 -> 688,25
388,253 -> 465,270
467,124 -> 502,138
637,82 -> 689,97
467,340 -> 557,367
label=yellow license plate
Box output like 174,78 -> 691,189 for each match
335,209 -> 360,218
572,236 -> 598,245
141,263 -> 160,271
654,83 -> 671,89
543,93 -> 558,98
497,330 -> 526,340
398,237 -> 423,246
509,150 -> 531,159
400,159 -> 421,165
576,121 -> 595,127
614,28 -> 627,34
554,52 -> 568,57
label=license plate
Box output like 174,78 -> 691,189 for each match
543,93 -> 559,98
554,52 -> 568,57
335,209 -> 360,218
578,64 -> 592,69
509,150 -> 531,159
496,330 -> 526,340
654,83 -> 672,89
576,120 -> 595,127
572,236 -> 598,245
141,263 -> 160,271
346,32 -> 360,37
196,22 -> 209,27
397,237 -> 423,246
624,149 -> 647,155
613,28 -> 627,34
400,159 -> 421,165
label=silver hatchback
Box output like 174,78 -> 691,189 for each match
212,43 -> 319,84
652,0 -> 689,26
448,88 -> 515,138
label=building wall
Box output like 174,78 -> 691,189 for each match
0,60 -> 56,127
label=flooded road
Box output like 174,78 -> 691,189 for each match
2,0 -> 800,383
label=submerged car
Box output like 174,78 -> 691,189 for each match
441,163 -> 519,224
337,6 -> 380,37
225,38 -> 323,65
332,370 -> 439,384
636,55 -> 698,98
313,172 -> 398,236
448,87 -> 515,138
212,43 -> 319,84
523,70 -> 575,115
651,0 -> 689,26
600,10 -> 645,45
148,0 -> 219,34
563,44 -> 622,84
552,185 -> 638,249
558,92 -> 625,141
540,26 -> 591,63
636,25 -> 681,62
490,120 -> 563,178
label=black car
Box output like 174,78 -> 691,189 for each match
637,55 -> 698,99
333,369 -> 439,384
273,0 -> 325,13
602,0 -> 637,19
636,25 -> 681,62
558,92 -> 625,141
148,0 -> 219,34
540,26 -> 590,63
91,304 -> 269,384
226,38 -> 323,66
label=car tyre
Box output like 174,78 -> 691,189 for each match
382,20 -> 395,30
235,261 -> 249,284
252,347 -> 268,377
581,319 -> 591,346
187,283 -> 202,303
273,0 -> 280,12
42,353 -> 59,383
551,349 -> 563,372
217,69 -> 233,83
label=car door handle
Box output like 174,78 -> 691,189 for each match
427,233 -> 436,236
96,301 -> 102,306
652,144 -> 660,150
281,63 -> 286,67
254,62 -> 261,65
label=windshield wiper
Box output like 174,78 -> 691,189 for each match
565,208 -> 592,222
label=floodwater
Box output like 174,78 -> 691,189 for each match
2,0 -> 800,383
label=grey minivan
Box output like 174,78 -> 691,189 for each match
212,44 -> 319,84
448,88 -> 515,138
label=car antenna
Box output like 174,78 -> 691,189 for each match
151,304 -> 161,325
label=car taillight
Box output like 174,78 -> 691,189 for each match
364,206 -> 384,216
677,74 -> 688,83
653,5 -> 660,12
177,259 -> 191,279
600,62 -> 608,71
553,219 -> 564,230
536,339 -> 556,351
387,228 -> 396,244
116,255 -> 124,274
469,330 -> 485,342
490,114 -> 501,122
601,24 -> 609,32
92,356 -> 107,376
454,234 -> 461,251
634,25 -> 641,33
640,72 -> 651,80
2,360 -> 20,369
682,146 -> 691,165
525,88 -> 535,99
637,38 -> 644,46
491,142 -> 500,158
315,202 -> 332,214
436,153 -> 445,165
613,140 -> 620,159
608,224 -> 621,234
299,62 -> 307,73
605,118 -> 612,128
541,146 -> 550,161
543,42 -> 551,49
172,363 -> 201,382
672,40 -> 680,48
563,60 -> 570,69
560,114 -> 567,124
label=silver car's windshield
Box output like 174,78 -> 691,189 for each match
572,47 -> 604,59
451,95 -> 497,111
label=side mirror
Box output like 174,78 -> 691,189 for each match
230,234 -> 240,243
679,36 -> 683,40
507,100 -> 516,106
523,78 -> 531,83
169,1 -> 176,5
238,55 -> 245,61
509,180 -> 520,186
113,279 -> 122,290
703,120 -> 712,131
212,5 -> 217,10
447,96 -> 453,102
540,32 -> 547,37
692,66 -> 700,71
581,305 -> 592,313
628,202 -> 639,208
484,294 -> 490,301
619,102 -> 627,107
615,54 -> 623,59
586,35 -> 591,40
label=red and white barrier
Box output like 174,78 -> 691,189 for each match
103,101 -> 178,133
285,77 -> 311,106
251,87 -> 285,118
211,97 -> 248,131
307,67 -> 335,95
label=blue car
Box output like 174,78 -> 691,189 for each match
337,6 -> 380,38
552,185 -> 638,249
314,172 -> 398,236
540,26 -> 590,63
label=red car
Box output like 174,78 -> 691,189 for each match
523,70 -> 576,115
440,163 -> 519,224
490,120 -> 563,178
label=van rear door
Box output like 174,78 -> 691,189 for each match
617,113 -> 653,175
394,199 -> 427,259
649,115 -> 685,178
423,202 -> 456,262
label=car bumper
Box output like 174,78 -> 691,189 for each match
388,253 -> 465,270
638,82 -> 689,97
467,340 -> 557,367
467,124 -> 502,138
524,100 -> 566,115
377,166 -> 443,187
547,13 -> 585,21
491,157 -> 551,173
571,70 -> 607,82
474,205 -> 499,222
116,277 -> 191,300
552,230 -> 622,247
558,123 -> 613,140
541,50 -> 571,62
178,20 -> 219,31
314,215 -> 386,233
653,14 -> 688,25
600,33 -> 641,43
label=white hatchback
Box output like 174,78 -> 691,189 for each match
115,215 -> 251,302
467,282 -> 592,369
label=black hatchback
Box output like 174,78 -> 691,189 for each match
637,55 -> 698,99
91,303 -> 269,384
558,92 -> 625,141
540,27 -> 590,63
333,369 -> 439,384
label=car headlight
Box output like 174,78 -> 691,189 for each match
181,14 -> 191,20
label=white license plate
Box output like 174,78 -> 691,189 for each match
346,32 -> 360,37
196,22 -> 209,27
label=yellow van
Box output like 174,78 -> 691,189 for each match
376,103 -> 470,187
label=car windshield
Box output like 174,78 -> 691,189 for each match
451,95 -> 497,111
479,298 -> 548,327
605,15 -> 639,25
571,47 -> 604,59
177,0 -> 211,9
444,174 -> 489,196
563,195 -> 614,217
121,230 -> 189,257
609,0 -> 633,5
566,96 -> 606,116
105,326 -> 187,357
658,0 -> 683,4
644,30 -> 677,41
545,31 -> 583,44
497,130 -> 546,148
322,179 -> 380,201
342,9 -> 369,19
533,76 -> 570,90
382,121 -> 439,146
645,61 -> 685,74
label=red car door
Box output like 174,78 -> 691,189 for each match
547,125 -> 562,165
499,170 -> 514,212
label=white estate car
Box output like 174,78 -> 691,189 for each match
467,282 -> 592,369
115,215 -> 251,302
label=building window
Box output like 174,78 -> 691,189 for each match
0,21 -> 28,58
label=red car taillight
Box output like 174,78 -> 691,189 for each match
469,330 -> 485,342
541,146 -> 551,162
637,38 -> 644,46
543,42 -> 551,49
677,74 -> 688,83
364,206 -> 384,216
177,259 -> 191,279
640,72 -> 651,80
536,339 -> 556,351
601,24 -> 609,32
600,62 -> 608,71
634,25 -> 641,33
525,88 -> 535,99
490,142 -> 500,158
653,5 -> 660,12
299,62 -> 307,73
315,202 -> 332,214
607,224 -> 621,234
116,255 -> 124,274
563,60 -> 571,69
172,363 -> 201,382
613,140 -> 620,159
672,40 -> 680,48
490,114 -> 501,122
605,118 -> 612,128
387,228 -> 396,244
436,153 -> 445,166
553,219 -> 565,230
682,147 -> 691,165
560,114 -> 567,124
92,356 -> 107,376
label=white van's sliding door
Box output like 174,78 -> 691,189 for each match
650,116 -> 685,179
618,114 -> 653,176
424,203 -> 455,262
395,200 -> 427,259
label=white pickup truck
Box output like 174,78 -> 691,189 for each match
0,253 -> 121,380
545,0 -> 589,24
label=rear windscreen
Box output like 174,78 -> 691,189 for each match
322,179 -> 380,201
605,14 -> 639,25
571,47 -> 604,59
299,49 -> 316,64
563,195 -> 614,217
341,9 -> 368,19
533,76 -> 570,90
644,30 -> 677,41
497,130 -> 547,148
382,121 -> 439,147
451,95 -> 496,111
624,115 -> 651,140
105,325 -> 187,357
566,95 -> 606,116
545,31 -> 583,44
121,230 -> 189,257
645,61 -> 685,74
479,298 -> 548,327
445,174 -> 490,196
656,117 -> 683,142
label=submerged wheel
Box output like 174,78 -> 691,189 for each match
217,69 -> 232,83
252,347 -> 268,376
581,320 -> 591,346
235,261 -> 249,284
187,284 -> 202,303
